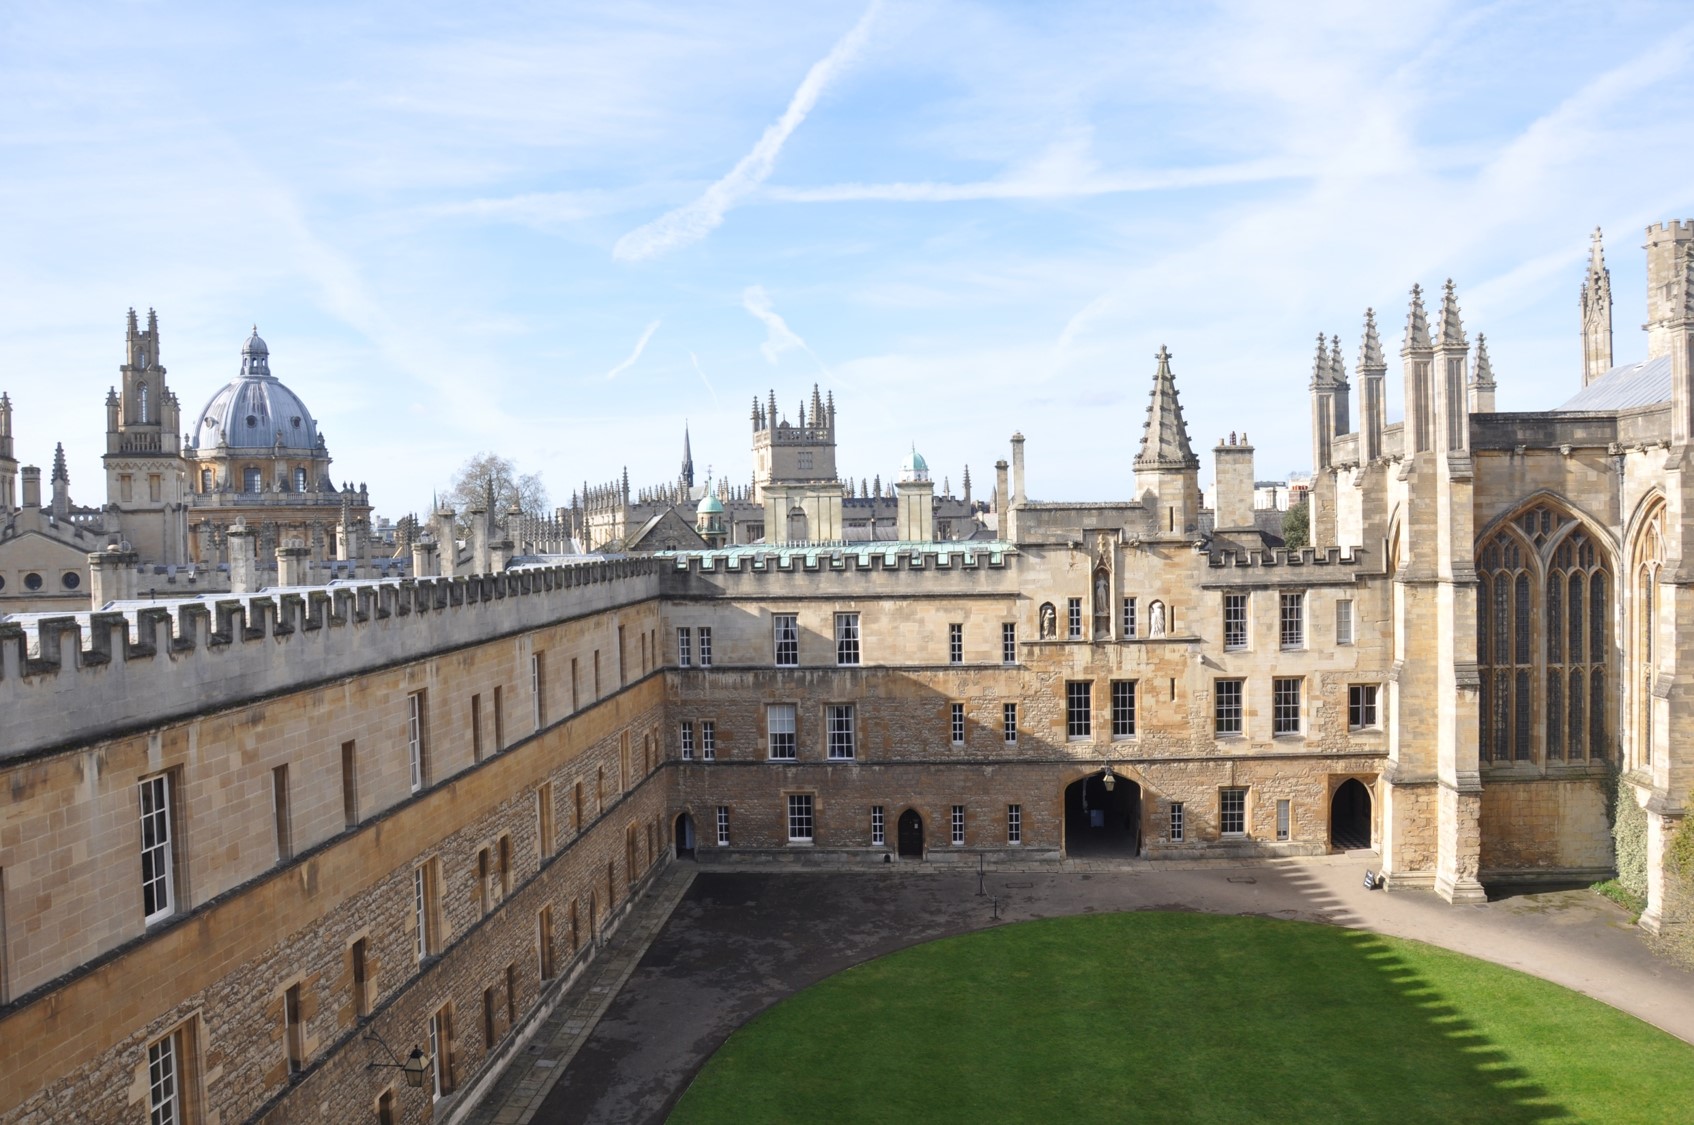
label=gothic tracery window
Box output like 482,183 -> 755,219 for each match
1476,504 -> 1611,765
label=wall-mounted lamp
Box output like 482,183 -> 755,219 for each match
1100,767 -> 1116,793
364,1030 -> 426,1089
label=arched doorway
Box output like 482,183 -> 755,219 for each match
1064,773 -> 1140,857
897,809 -> 924,858
674,812 -> 695,858
1330,779 -> 1372,850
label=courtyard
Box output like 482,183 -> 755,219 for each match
466,855 -> 1694,1124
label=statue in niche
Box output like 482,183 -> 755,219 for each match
1148,600 -> 1167,638
1093,570 -> 1110,617
1039,602 -> 1057,639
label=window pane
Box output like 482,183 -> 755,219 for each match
1514,574 -> 1531,665
1568,573 -> 1583,663
1590,572 -> 1607,665
1514,669 -> 1531,760
1567,669 -> 1585,759
1546,574 -> 1562,663
1590,668 -> 1606,760
1546,671 -> 1563,760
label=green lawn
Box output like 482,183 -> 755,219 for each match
670,912 -> 1694,1124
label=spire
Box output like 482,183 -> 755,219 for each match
1436,279 -> 1466,347
1472,333 -> 1496,389
751,396 -> 762,431
1135,345 -> 1200,470
681,423 -> 695,488
52,442 -> 68,483
1309,333 -> 1333,389
768,388 -> 778,426
1358,308 -> 1385,370
810,383 -> 824,427
1403,284 -> 1431,351
1581,226 -> 1610,311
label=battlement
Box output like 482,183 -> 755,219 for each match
1202,544 -> 1368,570
666,541 -> 1011,576
0,557 -> 659,761
1645,220 -> 1694,243
757,426 -> 834,446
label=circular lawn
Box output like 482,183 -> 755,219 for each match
670,912 -> 1694,1124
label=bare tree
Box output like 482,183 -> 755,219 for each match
443,453 -> 549,536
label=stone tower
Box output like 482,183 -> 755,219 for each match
103,308 -> 188,563
1645,221 -> 1694,361
1133,346 -> 1200,538
1580,228 -> 1613,385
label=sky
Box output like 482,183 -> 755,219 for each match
3,1 -> 1694,522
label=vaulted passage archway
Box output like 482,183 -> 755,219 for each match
1330,780 -> 1372,851
1064,774 -> 1140,857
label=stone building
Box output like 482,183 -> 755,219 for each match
1,222 -> 1693,1123
0,315 -> 390,613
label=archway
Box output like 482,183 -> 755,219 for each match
1064,773 -> 1140,857
674,812 -> 695,859
787,506 -> 809,544
1330,779 -> 1372,850
897,809 -> 924,858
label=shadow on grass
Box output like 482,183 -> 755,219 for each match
1271,862 -> 1572,1123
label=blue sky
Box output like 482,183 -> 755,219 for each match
3,1 -> 1693,522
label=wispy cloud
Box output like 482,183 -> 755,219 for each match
689,351 -> 722,407
605,320 -> 661,380
767,130 -> 1307,203
612,1 -> 882,261
742,285 -> 826,371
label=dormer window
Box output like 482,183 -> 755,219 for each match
291,417 -> 301,428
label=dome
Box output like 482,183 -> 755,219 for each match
188,328 -> 323,452
900,446 -> 930,483
698,493 -> 725,515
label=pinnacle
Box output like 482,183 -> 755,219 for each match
1403,284 -> 1431,351
1358,308 -> 1385,370
1436,278 -> 1466,348
1472,332 -> 1496,388
1135,345 -> 1199,470
1310,333 -> 1331,388
1329,334 -> 1348,387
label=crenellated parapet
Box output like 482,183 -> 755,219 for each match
1202,544 -> 1370,571
667,541 -> 1010,575
0,557 -> 660,760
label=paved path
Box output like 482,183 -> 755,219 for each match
460,865 -> 696,1125
469,854 -> 1694,1124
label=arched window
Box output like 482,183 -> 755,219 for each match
1629,501 -> 1665,769
294,467 -> 308,493
201,469 -> 213,493
244,466 -> 262,493
1476,503 -> 1612,765
137,383 -> 149,424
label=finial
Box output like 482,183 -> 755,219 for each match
1311,333 -> 1331,387
1329,333 -> 1347,386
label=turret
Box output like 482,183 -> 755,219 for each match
895,446 -> 934,542
1402,284 -> 1434,455
1433,280 -> 1470,455
1469,333 -> 1497,415
1357,309 -> 1387,462
1646,221 -> 1694,362
1580,227 -> 1614,385
1133,345 -> 1201,538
